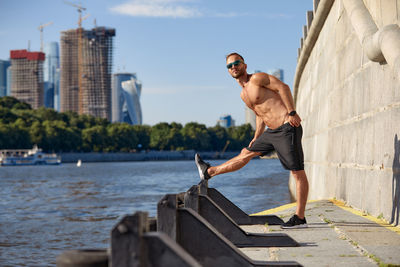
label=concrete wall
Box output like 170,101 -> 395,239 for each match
290,0 -> 400,225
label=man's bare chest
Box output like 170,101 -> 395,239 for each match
241,85 -> 276,108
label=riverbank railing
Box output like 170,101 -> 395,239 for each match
56,179 -> 302,267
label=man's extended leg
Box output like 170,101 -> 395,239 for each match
291,170 -> 309,219
208,148 -> 262,177
195,148 -> 261,179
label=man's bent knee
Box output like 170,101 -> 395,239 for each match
240,148 -> 249,154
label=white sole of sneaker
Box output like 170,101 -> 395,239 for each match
281,224 -> 308,229
195,155 -> 205,180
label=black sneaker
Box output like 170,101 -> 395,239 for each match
195,153 -> 211,180
281,215 -> 308,229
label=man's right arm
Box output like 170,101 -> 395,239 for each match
249,115 -> 265,147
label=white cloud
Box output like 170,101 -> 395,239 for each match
110,0 -> 202,18
212,12 -> 242,18
110,0 -> 291,19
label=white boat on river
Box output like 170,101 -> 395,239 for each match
0,145 -> 61,166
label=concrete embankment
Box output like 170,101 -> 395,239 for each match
59,150 -> 240,163
292,0 -> 400,224
242,199 -> 400,266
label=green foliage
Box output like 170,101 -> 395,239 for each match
0,96 -> 255,152
227,124 -> 254,150
82,125 -> 108,152
0,96 -> 32,110
150,122 -> 183,150
107,123 -> 139,152
0,107 -> 18,124
208,125 -> 229,151
181,122 -> 212,151
29,121 -> 46,148
43,120 -> 81,152
132,125 -> 151,150
0,121 -> 31,149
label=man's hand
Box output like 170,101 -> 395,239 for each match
249,138 -> 257,148
288,114 -> 302,127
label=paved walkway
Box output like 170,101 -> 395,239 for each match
240,200 -> 400,267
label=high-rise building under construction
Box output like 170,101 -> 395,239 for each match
60,27 -> 115,120
10,50 -> 45,109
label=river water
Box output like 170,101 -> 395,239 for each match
0,159 -> 290,266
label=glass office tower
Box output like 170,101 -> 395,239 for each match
217,114 -> 235,128
112,73 -> 142,125
0,60 -> 11,97
6,65 -> 12,96
43,42 -> 60,109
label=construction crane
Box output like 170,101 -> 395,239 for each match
79,13 -> 91,27
38,21 -> 53,52
63,1 -> 86,28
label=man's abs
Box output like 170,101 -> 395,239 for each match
243,83 -> 290,129
254,101 -> 289,129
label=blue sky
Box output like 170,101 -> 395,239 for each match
0,0 -> 313,126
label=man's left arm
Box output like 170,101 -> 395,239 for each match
266,74 -> 301,127
249,115 -> 265,148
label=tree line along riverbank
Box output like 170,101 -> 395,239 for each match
0,96 -> 255,153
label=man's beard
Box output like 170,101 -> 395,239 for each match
231,69 -> 246,79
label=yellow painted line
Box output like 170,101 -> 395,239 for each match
330,199 -> 400,235
251,200 -> 320,216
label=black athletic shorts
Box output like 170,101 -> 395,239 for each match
246,123 -> 304,171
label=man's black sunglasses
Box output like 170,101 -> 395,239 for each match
226,60 -> 242,69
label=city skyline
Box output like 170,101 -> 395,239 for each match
0,0 -> 314,126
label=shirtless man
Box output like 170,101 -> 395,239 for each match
195,52 -> 309,228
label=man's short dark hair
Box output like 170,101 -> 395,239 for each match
226,52 -> 244,62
